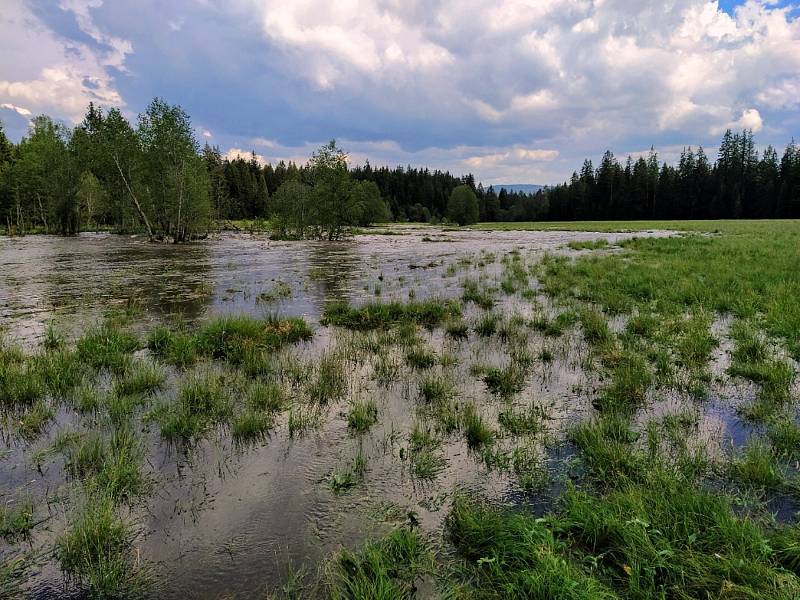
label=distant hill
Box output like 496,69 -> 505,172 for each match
492,184 -> 544,194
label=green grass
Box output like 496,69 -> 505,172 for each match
567,238 -> 611,251
231,408 -> 274,442
462,406 -> 495,449
418,374 -> 454,404
407,424 -> 447,480
404,346 -> 437,369
31,349 -> 85,398
55,495 -> 143,597
0,497 -> 35,541
595,350 -> 652,413
531,311 -> 578,337
329,453 -> 367,493
729,441 -> 784,490
346,399 -> 379,433
326,527 -> 431,599
498,404 -> 546,436
63,429 -> 147,503
474,312 -> 500,337
445,318 -> 470,339
308,352 -> 348,404
557,472 -> 796,599
767,420 -> 800,460
481,364 -> 526,398
193,315 -> 312,363
535,221 -> 800,360
76,325 -> 139,371
0,357 -> 44,407
18,400 -> 55,438
446,495 -> 616,599
147,325 -> 197,367
462,278 -> 496,309
569,416 -> 643,482
322,298 -> 461,330
246,380 -> 287,412
579,308 -> 613,348
112,358 -> 165,397
728,320 -> 795,419
149,369 -> 231,440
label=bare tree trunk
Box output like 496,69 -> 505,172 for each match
36,193 -> 48,233
114,154 -> 154,240
175,161 -> 185,243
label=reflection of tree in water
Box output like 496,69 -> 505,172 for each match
43,235 -> 214,323
306,240 -> 362,306
107,240 -> 213,320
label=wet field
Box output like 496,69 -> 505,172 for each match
1,225 -> 797,599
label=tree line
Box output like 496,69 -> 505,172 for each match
1,98 -> 798,238
0,100 -> 390,240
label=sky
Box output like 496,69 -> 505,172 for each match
1,0 -> 798,185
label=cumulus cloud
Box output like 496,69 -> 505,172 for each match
1,0 -> 798,182
0,0 -> 127,123
223,147 -> 266,165
237,0 -> 798,168
711,108 -> 764,135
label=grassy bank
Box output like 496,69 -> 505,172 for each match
475,218 -> 799,233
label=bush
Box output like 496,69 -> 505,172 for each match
447,184 -> 480,226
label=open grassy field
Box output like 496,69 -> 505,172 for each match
1,220 -> 799,598
475,218 -> 800,233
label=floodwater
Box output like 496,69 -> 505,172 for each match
0,225 -> 776,599
0,225 -> 668,344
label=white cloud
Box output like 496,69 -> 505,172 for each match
756,79 -> 800,109
223,147 -> 266,165
0,103 -> 32,117
239,0 -> 799,157
0,0 -> 128,122
464,148 -> 559,169
58,0 -> 133,71
711,108 -> 764,134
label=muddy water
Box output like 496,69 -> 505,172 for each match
0,226 -> 668,345
3,225 -> 757,599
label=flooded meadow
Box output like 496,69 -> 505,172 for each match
1,223 -> 799,599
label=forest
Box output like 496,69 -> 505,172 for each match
1,99 -> 799,238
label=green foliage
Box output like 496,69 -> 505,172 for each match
271,141 -> 390,239
447,184 -> 480,226
462,406 -> 495,449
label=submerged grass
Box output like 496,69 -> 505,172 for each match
322,298 -> 461,330
193,315 -> 312,363
76,325 -> 139,372
346,399 -> 379,433
326,527 -> 432,599
56,495 -> 144,598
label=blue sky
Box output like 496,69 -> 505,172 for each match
1,0 -> 798,184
